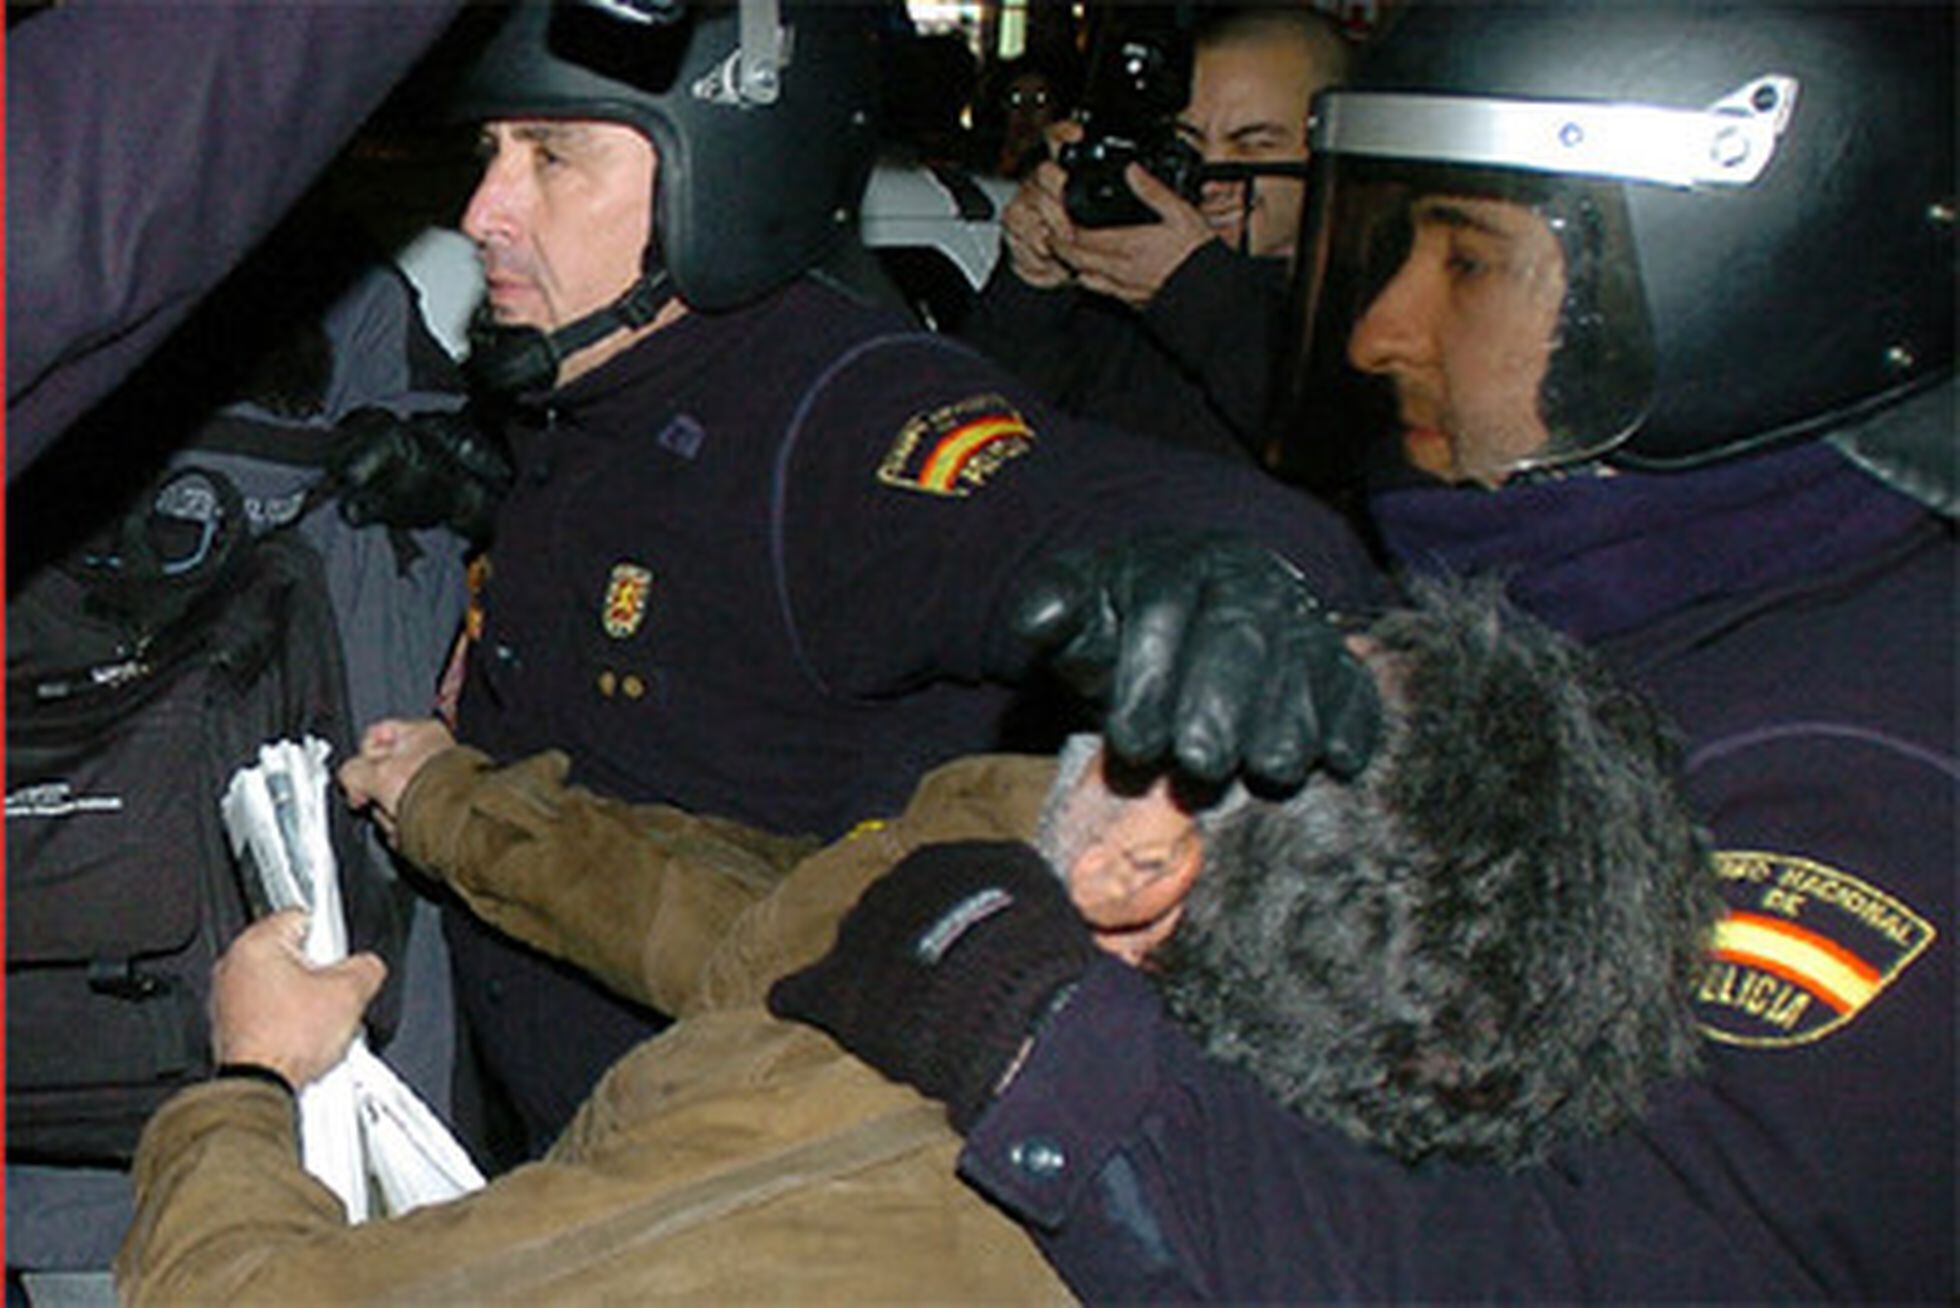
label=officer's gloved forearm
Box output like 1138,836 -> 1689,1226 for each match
768,841 -> 1095,1132
1011,531 -> 1380,788
327,406 -> 513,545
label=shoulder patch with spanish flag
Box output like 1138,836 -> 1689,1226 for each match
878,394 -> 1034,497
1697,850 -> 1936,1047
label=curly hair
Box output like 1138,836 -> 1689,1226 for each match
1154,577 -> 1720,1168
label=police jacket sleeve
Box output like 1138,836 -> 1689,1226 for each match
1640,611 -> 1957,1296
960,954 -> 1855,1302
776,334 -> 1390,699
5,1 -> 462,479
396,746 -> 816,1013
1141,242 -> 1290,458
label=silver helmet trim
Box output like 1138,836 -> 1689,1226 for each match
1309,74 -> 1800,190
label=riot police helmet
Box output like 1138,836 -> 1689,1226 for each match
1291,1 -> 1954,482
452,0 -> 877,314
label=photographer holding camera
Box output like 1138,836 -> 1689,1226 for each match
962,7 -> 1350,464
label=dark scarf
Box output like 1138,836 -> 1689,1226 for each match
1368,441 -> 1929,644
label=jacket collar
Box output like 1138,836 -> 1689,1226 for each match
1369,441 -> 1930,643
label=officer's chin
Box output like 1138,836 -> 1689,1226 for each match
480,287 -> 552,333
1401,427 -> 1459,482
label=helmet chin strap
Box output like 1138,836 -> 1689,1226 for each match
465,269 -> 673,397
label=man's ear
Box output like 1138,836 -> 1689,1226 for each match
1072,830 -> 1204,966
1068,790 -> 1206,937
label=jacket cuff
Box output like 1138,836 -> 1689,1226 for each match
978,261 -> 1078,327
397,745 -> 566,875
213,1061 -> 296,1098
956,955 -> 1165,1229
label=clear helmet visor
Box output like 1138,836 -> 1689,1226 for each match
1292,154 -> 1657,487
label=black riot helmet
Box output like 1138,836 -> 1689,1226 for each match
1290,2 -> 1955,482
451,0 -> 876,389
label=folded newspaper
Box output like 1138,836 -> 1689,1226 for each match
222,738 -> 485,1221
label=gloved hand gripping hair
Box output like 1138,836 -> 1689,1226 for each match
1011,532 -> 1380,787
1154,577 -> 1722,1167
326,407 -> 514,545
768,841 -> 1096,1132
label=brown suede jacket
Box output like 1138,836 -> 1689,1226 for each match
117,748 -> 1072,1304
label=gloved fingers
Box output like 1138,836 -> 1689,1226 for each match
1312,636 -> 1383,780
1053,595 -> 1122,696
323,408 -> 510,539
1104,572 -> 1201,765
330,420 -> 402,529
1008,549 -> 1091,647
773,842 -> 1057,1023
429,420 -> 514,492
337,493 -> 380,530
1237,611 -> 1382,784
1009,549 -> 1120,694
327,408 -> 403,477
1237,620 -> 1320,789
336,441 -> 397,492
766,840 -> 1076,1104
767,902 -> 914,1037
765,955 -> 861,1030
1164,589 -> 1268,785
850,839 -> 1063,942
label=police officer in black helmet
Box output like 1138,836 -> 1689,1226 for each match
1288,0 -> 1954,493
765,2 -> 1955,1299
368,0 -> 1386,1167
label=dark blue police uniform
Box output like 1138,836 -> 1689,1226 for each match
963,438 -> 1955,1300
452,275 -> 1385,1157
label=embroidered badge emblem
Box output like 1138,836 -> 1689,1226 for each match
601,562 -> 655,639
1697,850 -> 1936,1047
878,394 -> 1035,497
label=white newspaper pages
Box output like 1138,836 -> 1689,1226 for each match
221,738 -> 485,1220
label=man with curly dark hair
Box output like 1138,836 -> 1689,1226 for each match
1150,579 -> 1717,1168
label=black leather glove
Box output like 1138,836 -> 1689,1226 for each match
768,841 -> 1095,1132
1011,531 -> 1381,787
327,406 -> 513,544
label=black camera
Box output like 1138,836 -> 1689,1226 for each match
1061,132 -> 1205,228
1061,28 -> 1204,228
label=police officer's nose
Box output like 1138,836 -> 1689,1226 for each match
1347,255 -> 1432,377
462,144 -> 526,251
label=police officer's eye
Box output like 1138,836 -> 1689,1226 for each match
1445,238 -> 1496,280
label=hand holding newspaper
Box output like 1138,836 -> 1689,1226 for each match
222,738 -> 485,1220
